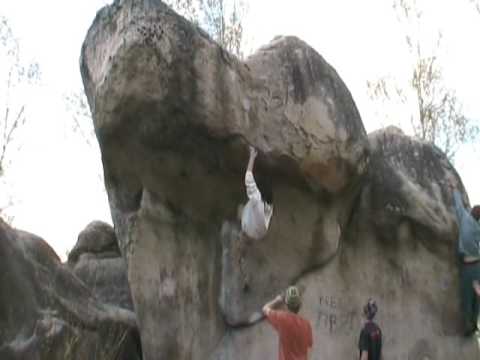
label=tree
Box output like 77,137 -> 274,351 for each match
0,16 -> 40,176
64,88 -> 106,188
367,0 -> 478,160
64,90 -> 96,148
471,0 -> 480,13
166,0 -> 199,24
165,0 -> 248,58
0,16 -> 40,220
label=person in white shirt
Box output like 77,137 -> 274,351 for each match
235,146 -> 274,292
241,146 -> 274,240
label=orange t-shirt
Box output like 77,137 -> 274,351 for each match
266,310 -> 313,360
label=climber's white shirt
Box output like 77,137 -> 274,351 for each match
241,171 -> 273,240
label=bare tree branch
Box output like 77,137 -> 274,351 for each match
165,0 -> 248,58
64,90 -> 95,147
0,105 -> 25,168
0,16 -> 40,216
367,0 -> 478,161
471,0 -> 480,13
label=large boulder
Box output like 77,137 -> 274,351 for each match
68,220 -> 118,262
0,218 -> 141,360
68,221 -> 134,309
213,127 -> 478,359
81,0 -> 479,359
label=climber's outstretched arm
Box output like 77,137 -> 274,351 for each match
245,146 -> 262,201
247,146 -> 257,173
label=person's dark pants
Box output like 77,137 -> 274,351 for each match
460,260 -> 480,333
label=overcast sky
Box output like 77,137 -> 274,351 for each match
1,0 -> 479,260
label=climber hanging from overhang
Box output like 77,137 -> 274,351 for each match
235,145 -> 274,292
239,145 -> 274,240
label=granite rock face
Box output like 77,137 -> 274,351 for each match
81,0 -> 479,358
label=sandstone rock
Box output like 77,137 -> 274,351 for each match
0,218 -> 141,360
68,221 -> 134,309
365,126 -> 461,250
212,127 -> 479,359
68,220 -> 118,262
81,0 -> 479,359
81,0 -> 368,194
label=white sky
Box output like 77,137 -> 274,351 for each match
1,0 -> 479,260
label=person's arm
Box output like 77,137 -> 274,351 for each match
358,329 -> 369,360
262,294 -> 283,316
474,280 -> 480,297
247,146 -> 257,173
245,146 -> 262,201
